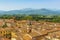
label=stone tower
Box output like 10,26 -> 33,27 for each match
27,21 -> 32,33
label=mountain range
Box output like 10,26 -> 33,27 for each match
0,8 -> 60,15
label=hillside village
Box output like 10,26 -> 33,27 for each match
0,19 -> 60,40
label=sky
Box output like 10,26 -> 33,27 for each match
0,0 -> 60,11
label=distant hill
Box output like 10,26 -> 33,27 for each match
0,8 -> 60,15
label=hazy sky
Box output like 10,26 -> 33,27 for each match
0,0 -> 60,10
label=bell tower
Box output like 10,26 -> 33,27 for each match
27,21 -> 32,33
